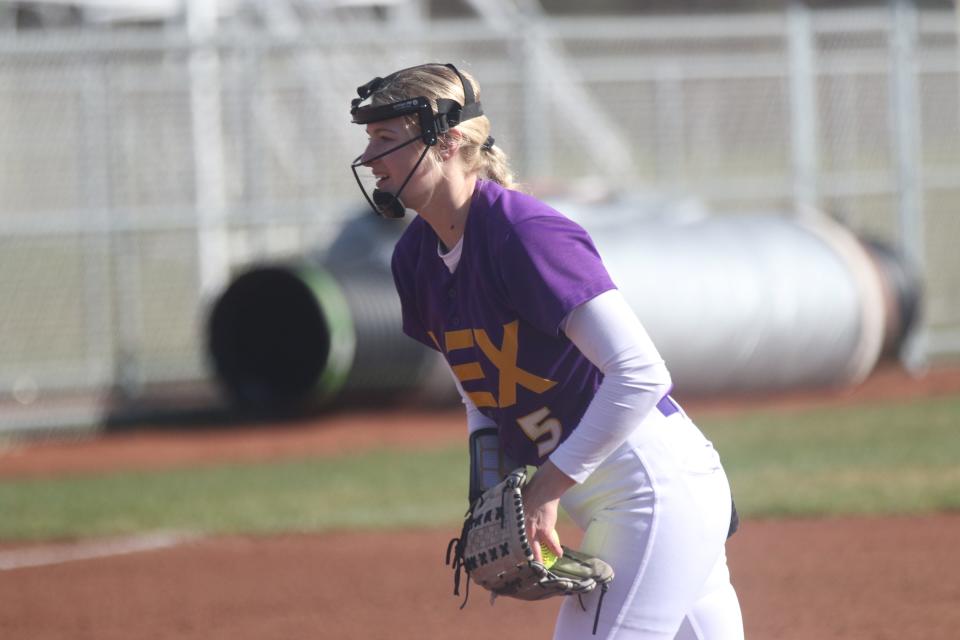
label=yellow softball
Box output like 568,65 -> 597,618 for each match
540,542 -> 559,569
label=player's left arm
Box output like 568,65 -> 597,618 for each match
523,289 -> 670,558
546,288 -> 672,483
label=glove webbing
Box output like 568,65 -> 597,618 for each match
445,486 -> 514,610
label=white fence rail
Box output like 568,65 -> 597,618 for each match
0,6 -> 958,432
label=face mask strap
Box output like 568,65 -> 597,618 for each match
350,135 -> 432,219
350,133 -> 422,169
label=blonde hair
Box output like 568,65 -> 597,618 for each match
369,64 -> 519,191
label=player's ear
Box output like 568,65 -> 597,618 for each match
438,129 -> 462,160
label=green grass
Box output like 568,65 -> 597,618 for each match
1,394 -> 959,542
704,395 -> 960,517
0,447 -> 468,542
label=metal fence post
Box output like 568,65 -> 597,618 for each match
188,0 -> 230,302
787,1 -> 819,215
889,0 -> 927,369
655,63 -> 686,184
522,17 -> 551,180
79,62 -> 114,390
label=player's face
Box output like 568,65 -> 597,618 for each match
359,117 -> 438,211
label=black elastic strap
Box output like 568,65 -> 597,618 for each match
443,63 -> 483,123
445,64 -> 475,106
592,582 -> 609,635
351,63 -> 483,133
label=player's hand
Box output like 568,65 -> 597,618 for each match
522,461 -> 574,562
524,497 -> 561,563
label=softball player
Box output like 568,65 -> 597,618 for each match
350,63 -> 744,640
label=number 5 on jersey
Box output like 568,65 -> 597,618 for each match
517,407 -> 561,458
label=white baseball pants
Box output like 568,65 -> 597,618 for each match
554,409 -> 744,640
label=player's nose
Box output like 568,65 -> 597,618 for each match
359,141 -> 382,166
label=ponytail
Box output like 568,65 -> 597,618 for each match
477,142 -> 520,191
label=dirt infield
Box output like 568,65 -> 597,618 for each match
2,516 -> 960,640
2,364 -> 960,639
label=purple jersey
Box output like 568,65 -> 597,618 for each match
390,180 -> 617,466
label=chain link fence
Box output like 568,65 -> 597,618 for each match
0,5 -> 958,432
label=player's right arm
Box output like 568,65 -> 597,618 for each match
448,368 -> 518,504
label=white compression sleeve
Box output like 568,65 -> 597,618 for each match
549,289 -> 672,483
449,366 -> 498,435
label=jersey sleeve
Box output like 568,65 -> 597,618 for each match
390,242 -> 439,351
498,215 -> 616,336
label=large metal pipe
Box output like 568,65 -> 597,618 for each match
206,207 -> 920,410
580,211 -> 891,393
206,214 -> 446,412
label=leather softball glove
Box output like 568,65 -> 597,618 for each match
445,467 -> 614,633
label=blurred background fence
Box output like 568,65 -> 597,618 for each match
0,1 -> 958,433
